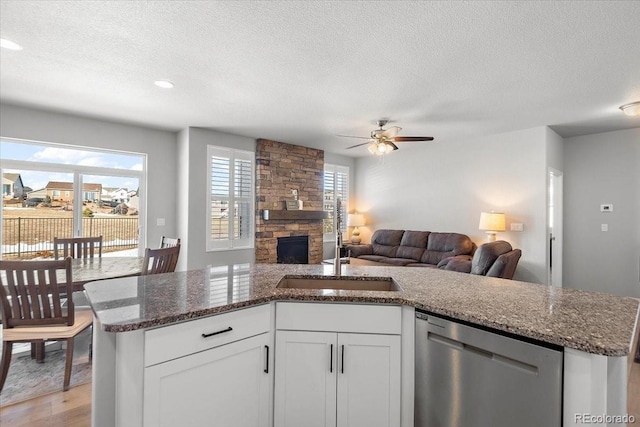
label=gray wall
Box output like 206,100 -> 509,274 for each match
563,128 -> 640,298
0,103 -> 177,252
354,126 -> 555,284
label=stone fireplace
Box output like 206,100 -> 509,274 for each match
255,139 -> 324,264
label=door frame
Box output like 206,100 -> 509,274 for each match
547,167 -> 563,287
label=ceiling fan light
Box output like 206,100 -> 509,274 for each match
367,142 -> 378,155
620,101 -> 640,117
380,141 -> 395,154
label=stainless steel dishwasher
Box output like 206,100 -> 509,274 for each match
415,311 -> 563,427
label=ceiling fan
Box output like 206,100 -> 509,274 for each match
340,119 -> 434,155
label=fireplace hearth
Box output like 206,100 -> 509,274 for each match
277,236 -> 309,264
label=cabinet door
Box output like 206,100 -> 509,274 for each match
337,333 -> 401,427
144,333 -> 271,427
274,330 -> 337,427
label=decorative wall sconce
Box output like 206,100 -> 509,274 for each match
347,213 -> 365,244
479,212 -> 506,242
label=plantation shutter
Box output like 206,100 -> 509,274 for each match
323,164 -> 349,239
207,146 -> 254,250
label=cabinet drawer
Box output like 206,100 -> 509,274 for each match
276,302 -> 401,334
145,304 -> 271,366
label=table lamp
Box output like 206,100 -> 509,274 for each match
479,212 -> 506,242
347,213 -> 365,244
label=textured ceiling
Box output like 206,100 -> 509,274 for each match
1,1 -> 639,156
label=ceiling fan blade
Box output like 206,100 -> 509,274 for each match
389,142 -> 399,151
381,126 -> 402,139
393,136 -> 435,142
337,134 -> 371,140
346,141 -> 373,149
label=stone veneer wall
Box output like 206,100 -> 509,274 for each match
255,139 -> 324,264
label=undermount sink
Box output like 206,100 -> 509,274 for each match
276,276 -> 402,292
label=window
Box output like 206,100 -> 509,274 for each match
207,146 -> 254,251
1,138 -> 145,259
323,164 -> 349,240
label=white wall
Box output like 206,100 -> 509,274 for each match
0,103 -> 177,252
176,127 -> 256,270
176,128 -> 190,268
354,126 -> 552,284
563,128 -> 640,298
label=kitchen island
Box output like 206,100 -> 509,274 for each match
85,263 -> 639,427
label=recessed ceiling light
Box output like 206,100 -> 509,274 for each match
619,101 -> 640,117
154,80 -> 175,89
0,38 -> 23,51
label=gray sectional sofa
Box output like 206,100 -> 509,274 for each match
346,229 -> 476,268
346,229 -> 521,279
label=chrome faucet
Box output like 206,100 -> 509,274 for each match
335,198 -> 342,277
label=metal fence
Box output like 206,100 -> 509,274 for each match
2,217 -> 139,258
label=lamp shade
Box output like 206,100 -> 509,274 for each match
347,213 -> 365,228
478,212 -> 506,232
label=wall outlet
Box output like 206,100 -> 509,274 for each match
601,224 -> 608,232
510,223 -> 524,232
157,218 -> 165,226
600,204 -> 613,212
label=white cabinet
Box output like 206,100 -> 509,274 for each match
144,332 -> 271,427
274,303 -> 402,427
141,305 -> 273,427
274,331 -> 337,427
336,333 -> 401,427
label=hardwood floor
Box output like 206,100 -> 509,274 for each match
0,383 -> 91,427
1,357 -> 639,426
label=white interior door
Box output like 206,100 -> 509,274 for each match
548,168 -> 563,287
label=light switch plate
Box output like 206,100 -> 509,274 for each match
600,204 -> 613,212
510,223 -> 524,232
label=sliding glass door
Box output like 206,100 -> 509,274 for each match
0,139 -> 145,259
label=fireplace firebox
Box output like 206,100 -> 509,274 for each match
277,236 -> 309,264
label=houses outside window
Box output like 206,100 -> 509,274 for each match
0,139 -> 145,258
206,145 -> 254,251
323,164 -> 349,241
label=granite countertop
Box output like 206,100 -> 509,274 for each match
83,263 -> 640,357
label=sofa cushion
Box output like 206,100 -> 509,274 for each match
371,229 -> 405,258
471,240 -> 513,275
358,255 -> 393,263
379,257 -> 415,266
405,263 -> 438,268
346,244 -> 373,258
420,232 -> 474,265
396,230 -> 429,261
443,255 -> 473,273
